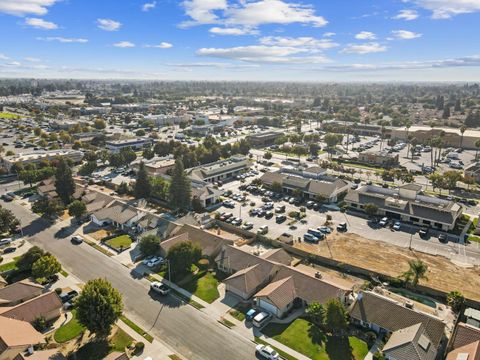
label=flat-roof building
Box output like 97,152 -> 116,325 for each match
105,138 -> 153,153
186,155 -> 249,183
1,149 -> 84,171
247,131 -> 283,147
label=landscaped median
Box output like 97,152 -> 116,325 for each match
261,319 -> 369,360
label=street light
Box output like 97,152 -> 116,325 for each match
409,232 -> 413,251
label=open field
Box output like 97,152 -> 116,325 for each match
295,232 -> 480,301
0,112 -> 20,119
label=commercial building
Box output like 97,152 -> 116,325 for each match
105,138 -> 153,153
344,184 -> 463,231
247,131 -> 283,147
131,155 -> 175,176
260,170 -> 349,203
464,162 -> 480,183
358,151 -> 399,168
1,149 -> 84,171
186,155 -> 249,183
391,126 -> 480,149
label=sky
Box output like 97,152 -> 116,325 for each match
0,0 -> 480,82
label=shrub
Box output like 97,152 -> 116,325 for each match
365,331 -> 377,347
134,342 -> 145,354
33,316 -> 47,332
55,288 -> 62,295
197,258 -> 210,270
0,256 -> 3,264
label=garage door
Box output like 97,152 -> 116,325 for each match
385,211 -> 401,220
258,299 -> 278,316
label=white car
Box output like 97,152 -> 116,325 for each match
255,344 -> 279,360
70,235 -> 83,244
147,257 -> 165,268
142,255 -> 156,265
379,217 -> 388,227
393,221 -> 401,231
150,281 -> 170,295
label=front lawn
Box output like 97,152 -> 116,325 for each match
104,235 -> 133,252
0,256 -> 20,274
110,328 -> 133,352
54,310 -> 85,343
181,270 -> 223,304
262,319 -> 369,360
71,327 -> 133,360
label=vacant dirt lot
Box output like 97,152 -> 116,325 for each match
295,232 -> 480,301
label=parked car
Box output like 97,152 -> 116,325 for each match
150,281 -> 170,295
318,226 -> 331,234
438,234 -> 448,243
275,215 -> 287,223
255,345 -> 279,360
419,228 -> 429,239
2,247 -> 16,254
336,222 -> 347,232
0,238 -> 13,246
70,235 -> 83,244
275,205 -> 285,213
392,221 -> 401,231
257,225 -> 269,235
1,194 -> 13,202
60,290 -> 79,304
147,257 -> 165,268
303,233 -> 319,243
142,255 -> 156,265
245,308 -> 259,322
379,217 -> 389,227
252,311 -> 272,328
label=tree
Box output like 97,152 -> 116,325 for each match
270,181 -> 283,194
117,181 -> 130,195
68,200 -> 86,219
142,147 -> 154,160
0,206 -> 20,234
76,278 -> 123,337
191,196 -> 203,212
447,291 -> 465,313
364,203 -> 378,218
136,129 -> 146,136
134,162 -> 151,199
167,241 -> 202,277
79,161 -> 97,176
475,139 -> 480,161
324,299 -> 348,333
32,198 -> 64,218
459,125 -> 467,148
168,158 -> 191,210
93,118 -> 106,129
442,106 -> 450,119
306,302 -> 325,327
429,173 -> 445,193
454,99 -> 462,112
402,259 -> 428,287
138,235 -> 160,257
264,152 -> 272,160
31,254 -> 61,280
17,246 -> 46,272
443,170 -> 463,192
55,158 -> 75,205
324,133 -> 343,158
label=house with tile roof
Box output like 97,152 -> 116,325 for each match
0,281 -> 44,307
382,323 -> 437,360
0,317 -> 44,360
349,291 -> 447,352
91,200 -> 145,230
0,292 -> 62,324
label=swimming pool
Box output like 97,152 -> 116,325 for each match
388,288 -> 437,308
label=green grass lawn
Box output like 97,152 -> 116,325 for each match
0,112 -> 20,119
229,309 -> 246,321
0,256 -> 20,273
104,235 -> 133,251
119,315 -> 154,342
73,327 -> 133,360
54,310 -> 85,343
110,328 -> 133,352
262,319 -> 368,360
181,271 -> 222,303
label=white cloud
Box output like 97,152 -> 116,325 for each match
391,30 -> 422,39
411,0 -> 480,19
209,27 -> 258,35
145,42 -> 173,48
355,31 -> 376,40
0,54 -> 9,60
142,1 -> 156,11
197,45 -> 330,63
393,9 -> 419,20
168,62 -> 260,69
181,0 -> 327,29
37,36 -> 88,43
24,57 -> 41,62
25,17 -> 58,29
0,0 -> 58,16
97,18 -> 122,31
5,61 -> 21,67
180,0 -> 227,27
341,42 -> 387,54
323,32 -> 336,37
259,36 -> 338,49
113,41 -> 135,48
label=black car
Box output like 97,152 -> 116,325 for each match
60,290 -> 79,304
419,228 -> 429,239
2,247 -> 16,254
275,215 -> 286,223
438,234 -> 448,243
1,194 -> 13,202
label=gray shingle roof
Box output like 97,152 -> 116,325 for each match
383,323 -> 437,360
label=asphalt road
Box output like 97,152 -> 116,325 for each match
1,199 -> 256,360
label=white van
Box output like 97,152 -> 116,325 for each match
257,225 -> 269,235
253,311 -> 272,328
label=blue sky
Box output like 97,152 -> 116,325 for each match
0,0 -> 480,81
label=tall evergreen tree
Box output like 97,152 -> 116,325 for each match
168,158 -> 191,210
442,105 -> 451,119
454,99 -> 462,112
134,162 -> 151,199
55,158 -> 75,205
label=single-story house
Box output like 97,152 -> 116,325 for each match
159,224 -> 234,258
382,323 -> 437,360
0,317 -> 44,360
350,291 -> 446,350
91,201 -> 145,230
223,262 -> 278,300
448,322 -> 480,353
37,178 -> 85,201
0,281 -> 44,307
0,292 -> 62,324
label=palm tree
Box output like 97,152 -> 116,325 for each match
460,125 -> 467,148
475,139 -> 480,161
402,259 -> 428,287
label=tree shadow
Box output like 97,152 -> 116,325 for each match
307,323 -> 327,347
147,289 -> 183,309
22,217 -> 51,237
325,335 -> 354,360
69,339 -> 110,360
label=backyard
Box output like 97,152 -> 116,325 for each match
262,319 -> 369,360
104,235 -> 133,252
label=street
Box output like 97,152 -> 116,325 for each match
1,199 -> 257,360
